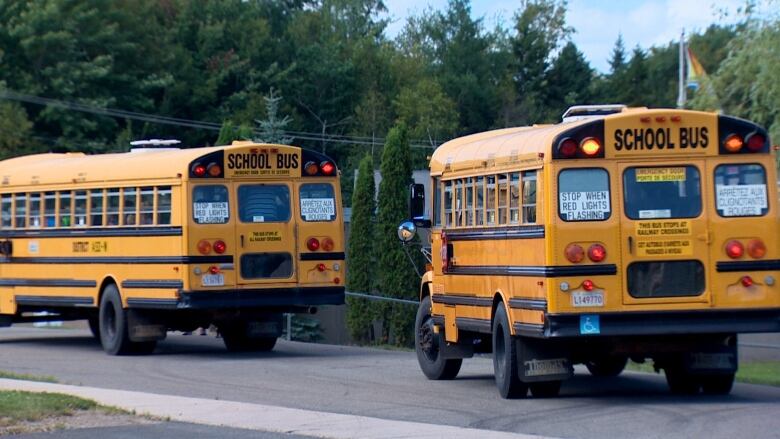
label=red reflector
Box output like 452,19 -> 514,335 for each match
320,161 -> 336,175
640,116 -> 651,123
558,138 -> 577,158
746,133 -> 766,152
725,240 -> 744,259
582,280 -> 594,291
588,244 -> 607,262
655,116 -> 666,123
193,164 -> 206,177
334,277 -> 341,285
209,265 -> 220,274
317,263 -> 326,272
307,237 -> 320,251
741,276 -> 753,288
213,240 -> 226,254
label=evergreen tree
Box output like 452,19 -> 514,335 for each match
609,34 -> 627,73
255,88 -> 293,145
375,123 -> 417,346
545,41 -> 593,120
346,154 -> 377,342
623,46 -> 651,106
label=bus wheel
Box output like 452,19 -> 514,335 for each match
221,323 -> 277,352
700,373 -> 734,395
98,284 -> 133,355
664,364 -> 700,395
415,296 -> 462,380
492,305 -> 527,399
529,380 -> 562,398
87,315 -> 100,340
585,355 -> 628,377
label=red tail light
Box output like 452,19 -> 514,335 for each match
192,163 -> 206,177
582,280 -> 594,291
587,243 -> 606,262
307,237 -> 320,251
320,161 -> 336,175
197,240 -> 212,254
213,240 -> 226,254
741,276 -> 753,287
558,138 -> 578,158
747,239 -> 766,259
208,265 -> 220,274
746,133 -> 766,152
565,244 -> 585,263
725,240 -> 744,259
440,232 -> 449,272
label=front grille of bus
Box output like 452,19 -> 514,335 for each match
627,260 -> 705,298
240,253 -> 293,279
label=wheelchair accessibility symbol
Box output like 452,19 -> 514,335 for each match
580,315 -> 600,335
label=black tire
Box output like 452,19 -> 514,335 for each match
98,284 -> 133,355
221,323 -> 278,352
586,355 -> 629,377
415,296 -> 462,380
87,315 -> 100,340
701,373 -> 735,395
529,380 -> 562,398
665,365 -> 700,395
492,304 -> 527,399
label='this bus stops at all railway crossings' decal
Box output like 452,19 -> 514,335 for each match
559,191 -> 610,221
300,198 -> 335,221
716,184 -> 767,217
635,220 -> 693,257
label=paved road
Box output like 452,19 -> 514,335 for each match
13,422 -> 310,439
1,327 -> 779,439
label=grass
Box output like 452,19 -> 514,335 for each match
0,370 -> 58,383
0,391 -> 96,427
626,360 -> 780,387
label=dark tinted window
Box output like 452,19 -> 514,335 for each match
627,260 -> 704,298
558,168 -> 610,221
299,183 -> 336,222
714,164 -> 768,217
238,184 -> 290,223
193,185 -> 230,224
623,166 -> 701,219
240,253 -> 293,279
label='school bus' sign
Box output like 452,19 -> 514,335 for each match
225,147 -> 302,178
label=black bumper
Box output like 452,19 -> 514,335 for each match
126,286 -> 345,310
515,308 -> 780,338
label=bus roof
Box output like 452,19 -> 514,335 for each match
0,142 -> 304,187
428,107 -> 714,174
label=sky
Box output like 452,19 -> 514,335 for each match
383,0 -> 746,72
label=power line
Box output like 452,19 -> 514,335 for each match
0,90 -> 442,149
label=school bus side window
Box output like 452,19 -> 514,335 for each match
90,190 -> 104,226
157,186 -> 172,225
29,193 -> 41,228
714,164 -> 768,217
486,175 -> 496,225
0,195 -> 11,229
455,179 -> 464,226
59,191 -> 73,227
106,189 -> 120,226
521,171 -> 537,224
14,194 -> 26,228
193,185 -> 230,224
558,168 -> 611,222
443,180 -> 453,227
475,176 -> 484,225
433,177 -> 441,227
299,183 -> 336,222
74,191 -> 87,226
43,192 -> 56,227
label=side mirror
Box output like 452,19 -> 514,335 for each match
409,183 -> 431,227
397,221 -> 417,243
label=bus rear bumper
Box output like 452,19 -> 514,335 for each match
179,286 -> 345,309
517,308 -> 780,338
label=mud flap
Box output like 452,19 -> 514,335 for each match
127,310 -> 167,342
683,335 -> 738,376
515,336 -> 573,382
440,336 -> 475,360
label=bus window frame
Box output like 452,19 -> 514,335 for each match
521,170 -> 538,224
713,163 -> 769,218
237,183 -> 291,224
557,167 -> 612,222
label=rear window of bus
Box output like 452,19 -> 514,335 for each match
193,185 -> 230,224
714,164 -> 768,217
558,168 -> 611,221
299,183 -> 336,222
623,166 -> 701,220
238,184 -> 290,223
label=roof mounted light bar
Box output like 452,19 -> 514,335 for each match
562,104 -> 627,122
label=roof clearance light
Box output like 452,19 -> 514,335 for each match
747,239 -> 766,259
558,138 -> 578,158
725,240 -> 744,259
724,134 -> 744,153
587,243 -> 607,262
193,163 -> 206,177
746,133 -> 766,152
207,163 -> 222,177
580,138 -> 601,156
304,161 -> 319,175
320,161 -> 336,176
565,243 -> 585,263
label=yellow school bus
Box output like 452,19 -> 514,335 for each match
0,140 -> 345,355
399,105 -> 779,398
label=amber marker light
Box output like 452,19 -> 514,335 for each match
724,134 -> 744,153
321,237 -> 335,251
197,239 -> 212,255
304,161 -> 319,175
747,239 -> 766,259
580,138 -> 601,156
207,163 -> 222,177
565,243 -> 585,263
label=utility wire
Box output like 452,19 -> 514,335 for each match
0,90 -> 442,149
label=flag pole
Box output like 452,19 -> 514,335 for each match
676,29 -> 686,108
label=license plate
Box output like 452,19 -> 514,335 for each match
572,291 -> 604,307
201,273 -> 224,287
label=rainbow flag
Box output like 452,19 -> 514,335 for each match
686,47 -> 707,90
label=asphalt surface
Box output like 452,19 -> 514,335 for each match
1,327 -> 780,439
